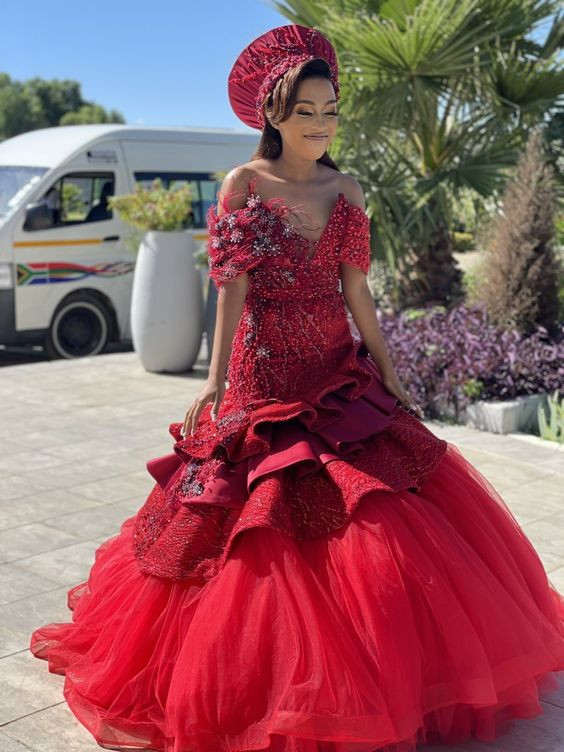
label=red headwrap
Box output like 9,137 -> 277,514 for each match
228,24 -> 340,130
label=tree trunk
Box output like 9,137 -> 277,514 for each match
398,218 -> 464,308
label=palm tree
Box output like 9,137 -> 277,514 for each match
273,0 -> 564,308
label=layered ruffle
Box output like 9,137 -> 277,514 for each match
166,340 -> 380,466
134,347 -> 448,582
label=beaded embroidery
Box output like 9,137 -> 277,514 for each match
206,187 -> 373,404
132,183 -> 449,582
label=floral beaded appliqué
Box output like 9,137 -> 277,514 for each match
339,205 -> 372,275
207,194 -> 286,287
207,191 -> 364,286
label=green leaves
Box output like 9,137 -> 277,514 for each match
271,0 -> 563,304
108,178 -> 194,232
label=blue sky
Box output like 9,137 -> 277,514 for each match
1,0 -> 288,132
2,1 -> 554,134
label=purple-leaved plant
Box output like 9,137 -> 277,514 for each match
376,302 -> 564,418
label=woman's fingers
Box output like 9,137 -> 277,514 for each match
405,396 -> 424,419
181,401 -> 198,438
181,397 -> 209,437
210,396 -> 219,421
180,407 -> 191,438
180,384 -> 224,437
190,402 -> 204,435
397,386 -> 423,419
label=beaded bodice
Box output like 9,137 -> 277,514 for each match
207,185 -> 372,404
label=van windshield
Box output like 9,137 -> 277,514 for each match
0,165 -> 49,224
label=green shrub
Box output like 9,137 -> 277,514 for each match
452,231 -> 474,252
537,390 -> 564,444
108,178 -> 193,231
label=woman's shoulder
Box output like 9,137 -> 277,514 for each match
337,172 -> 366,212
216,162 -> 268,215
216,162 -> 366,215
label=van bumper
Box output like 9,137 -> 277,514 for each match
0,290 -> 46,345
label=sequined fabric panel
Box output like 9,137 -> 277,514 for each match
133,405 -> 448,582
207,191 -> 372,404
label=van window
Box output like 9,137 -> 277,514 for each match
36,172 -> 115,228
0,165 -> 48,223
134,172 -> 219,229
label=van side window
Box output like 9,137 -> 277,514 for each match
134,172 -> 219,229
39,172 -> 115,227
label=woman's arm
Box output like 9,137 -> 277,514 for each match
340,176 -> 423,418
208,279 -> 248,381
208,165 -> 255,380
339,176 -> 395,377
181,167 -> 253,436
341,268 -> 395,377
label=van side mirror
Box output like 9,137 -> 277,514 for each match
23,202 -> 55,231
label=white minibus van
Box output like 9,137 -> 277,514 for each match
0,124 -> 258,358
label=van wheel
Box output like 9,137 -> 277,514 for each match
44,293 -> 112,359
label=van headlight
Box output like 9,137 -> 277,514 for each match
0,263 -> 14,290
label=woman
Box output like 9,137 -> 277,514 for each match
30,24 -> 564,752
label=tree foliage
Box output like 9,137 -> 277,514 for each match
0,73 -> 125,141
482,128 -> 561,334
272,0 -> 564,308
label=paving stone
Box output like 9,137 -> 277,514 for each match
0,563 -> 63,605
548,567 -> 564,593
0,729 -> 40,751
0,584 -> 72,657
0,524 -> 83,564
1,701 -> 111,751
0,651 -> 63,725
463,460 -> 559,493
0,489 -> 100,531
511,473 -> 564,499
62,471 -> 151,503
423,685 -> 564,751
0,474 -> 56,503
542,670 -> 564,710
1,350 -> 563,751
41,498 -> 140,540
522,511 -> 564,571
499,488 -> 563,526
13,539 -> 104,585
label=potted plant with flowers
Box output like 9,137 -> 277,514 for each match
108,178 -> 204,373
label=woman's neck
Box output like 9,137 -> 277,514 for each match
271,149 -> 320,184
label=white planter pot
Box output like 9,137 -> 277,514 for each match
205,271 -> 218,365
433,393 -> 548,434
131,230 -> 204,373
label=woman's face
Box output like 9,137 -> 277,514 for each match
272,76 -> 339,158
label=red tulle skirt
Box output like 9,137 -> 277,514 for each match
29,440 -> 564,752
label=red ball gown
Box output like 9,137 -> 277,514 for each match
30,178 -> 564,752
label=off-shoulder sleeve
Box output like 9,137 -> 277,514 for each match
206,204 -> 264,289
339,204 -> 372,275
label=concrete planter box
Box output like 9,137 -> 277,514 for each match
131,230 -> 204,373
433,393 -> 549,435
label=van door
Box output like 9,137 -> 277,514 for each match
12,156 -> 134,356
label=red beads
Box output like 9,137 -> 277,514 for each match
132,181 -> 449,582
207,186 -> 372,404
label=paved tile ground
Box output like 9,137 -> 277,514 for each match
0,348 -> 562,751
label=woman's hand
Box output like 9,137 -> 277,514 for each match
180,376 -> 226,438
381,369 -> 424,420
